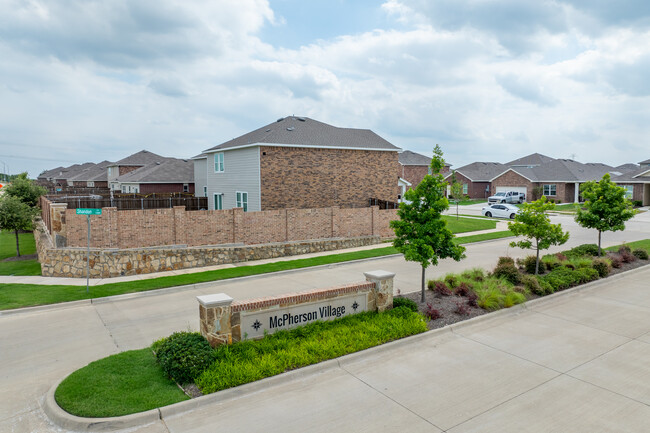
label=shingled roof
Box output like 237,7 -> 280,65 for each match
204,116 -> 400,152
507,159 -> 615,182
111,150 -> 169,167
116,159 -> 194,183
446,162 -> 508,182
506,153 -> 555,167
68,161 -> 113,182
398,150 -> 432,166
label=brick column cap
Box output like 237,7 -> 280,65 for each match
364,270 -> 395,281
197,293 -> 233,308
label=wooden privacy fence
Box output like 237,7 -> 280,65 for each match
46,196 -> 208,211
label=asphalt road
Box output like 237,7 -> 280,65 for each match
1,211 -> 649,432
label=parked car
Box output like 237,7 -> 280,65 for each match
488,191 -> 525,204
482,203 -> 520,219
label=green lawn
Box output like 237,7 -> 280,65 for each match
55,348 -> 189,417
456,199 -> 487,206
0,231 -> 41,276
605,239 -> 650,252
443,215 -> 495,232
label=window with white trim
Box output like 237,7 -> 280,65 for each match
183,184 -> 188,193
214,153 -> 224,172
623,185 -> 634,199
214,193 -> 223,210
462,184 -> 468,195
236,191 -> 248,212
121,185 -> 127,193
87,181 -> 94,187
543,184 -> 556,196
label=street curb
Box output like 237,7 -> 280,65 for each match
42,376 -> 161,432
0,299 -> 91,317
41,264 -> 650,431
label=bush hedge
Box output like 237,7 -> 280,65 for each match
153,332 -> 216,384
393,296 -> 419,312
632,248 -> 648,260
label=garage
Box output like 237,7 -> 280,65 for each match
495,186 -> 527,196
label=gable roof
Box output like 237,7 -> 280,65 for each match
111,150 -> 169,167
639,158 -> 650,165
37,166 -> 65,180
55,162 -> 96,180
116,159 -> 194,183
398,150 -> 432,166
500,159 -> 615,182
613,163 -> 639,173
204,116 -> 400,153
68,161 -> 114,182
506,153 -> 555,167
445,162 -> 507,182
611,166 -> 650,183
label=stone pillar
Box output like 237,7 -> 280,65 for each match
364,270 -> 395,312
50,203 -> 68,247
197,293 -> 234,348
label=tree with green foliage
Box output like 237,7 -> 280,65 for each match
449,171 -> 464,220
0,195 -> 38,257
4,172 -> 47,207
575,173 -> 635,257
508,196 -> 570,275
390,145 -> 466,302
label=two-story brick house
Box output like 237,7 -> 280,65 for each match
199,116 -> 400,211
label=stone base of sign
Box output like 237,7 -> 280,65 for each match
197,270 -> 395,348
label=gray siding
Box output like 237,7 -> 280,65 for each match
206,146 -> 260,211
193,158 -> 208,197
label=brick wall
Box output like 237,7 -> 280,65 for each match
259,146 -> 398,209
491,171 -> 534,201
400,165 -> 429,189
60,205 -> 398,249
452,173 -> 490,199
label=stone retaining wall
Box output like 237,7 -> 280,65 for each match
37,235 -> 382,278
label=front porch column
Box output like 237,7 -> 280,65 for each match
574,182 -> 580,203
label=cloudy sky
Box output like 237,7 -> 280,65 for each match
2,0 -> 650,177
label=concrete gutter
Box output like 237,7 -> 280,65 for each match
41,264 -> 649,431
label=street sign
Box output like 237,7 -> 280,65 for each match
76,208 -> 102,215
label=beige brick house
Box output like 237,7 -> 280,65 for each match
199,116 -> 400,211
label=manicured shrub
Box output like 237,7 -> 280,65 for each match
492,262 -> 521,285
498,256 -> 515,266
520,274 -> 546,296
542,254 -> 561,271
618,245 -> 632,253
574,267 -> 599,284
517,255 -> 538,274
633,248 -> 649,260
444,274 -> 459,288
454,282 -> 474,297
466,291 -> 479,307
154,332 -> 216,385
567,257 -> 594,269
392,297 -> 419,312
591,258 -> 611,278
476,286 -> 502,311
632,200 -> 643,207
609,255 -> 623,268
424,303 -> 442,320
565,244 -> 601,258
619,249 -> 637,263
503,291 -> 526,308
431,281 -> 453,296
454,301 -> 471,316
461,268 -> 485,282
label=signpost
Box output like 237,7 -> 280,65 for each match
76,208 -> 102,292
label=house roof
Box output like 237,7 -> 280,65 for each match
115,159 -> 194,183
55,162 -> 96,180
639,158 -> 650,165
611,166 -> 650,183
111,150 -> 169,167
398,150 -> 431,166
37,166 -> 64,180
446,162 -> 508,182
613,163 -> 639,173
506,159 -> 615,182
506,153 -> 555,167
204,116 -> 400,153
68,161 -> 113,182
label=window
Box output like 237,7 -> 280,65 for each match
183,184 -> 189,193
543,184 -> 556,196
214,153 -> 224,172
87,181 -> 94,187
121,185 -> 127,193
236,191 -> 248,212
462,184 -> 468,195
203,186 -> 207,197
623,185 -> 634,199
214,193 -> 223,210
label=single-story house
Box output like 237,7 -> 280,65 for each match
612,159 -> 650,206
443,162 -> 508,199
506,153 -> 555,168
111,158 -> 195,194
200,116 -> 400,211
490,159 -> 616,203
67,160 -> 113,188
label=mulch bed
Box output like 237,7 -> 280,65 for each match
398,253 -> 649,331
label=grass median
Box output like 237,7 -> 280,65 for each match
55,308 -> 427,418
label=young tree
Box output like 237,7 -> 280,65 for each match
449,171 -> 464,220
4,172 -> 47,207
575,173 -> 635,256
0,195 -> 38,257
508,196 -> 570,275
390,145 -> 466,302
